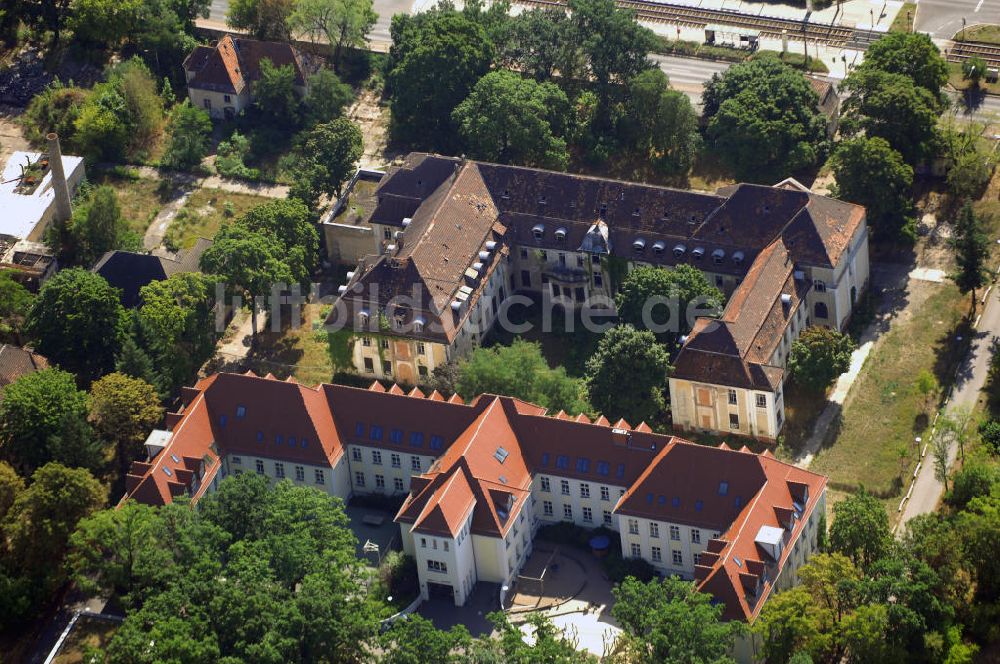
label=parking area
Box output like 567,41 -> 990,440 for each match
416,582 -> 499,637
344,504 -> 399,566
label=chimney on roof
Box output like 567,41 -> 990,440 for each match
46,133 -> 72,223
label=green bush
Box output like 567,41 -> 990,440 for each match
378,551 -> 419,604
980,419 -> 1000,456
215,132 -> 261,180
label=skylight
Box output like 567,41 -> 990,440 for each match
718,481 -> 729,496
494,447 -> 510,464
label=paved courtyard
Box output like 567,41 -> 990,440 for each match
344,504 -> 400,566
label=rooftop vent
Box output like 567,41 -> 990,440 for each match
472,262 -> 484,271
451,301 -> 462,311
346,270 -> 356,280
386,244 -> 397,253
793,270 -> 805,281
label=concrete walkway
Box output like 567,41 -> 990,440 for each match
909,267 -> 948,284
143,186 -> 193,251
897,283 -> 1000,531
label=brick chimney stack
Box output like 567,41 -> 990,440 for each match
46,133 -> 72,223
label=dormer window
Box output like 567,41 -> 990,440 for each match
692,247 -> 705,260
733,251 -> 745,264
554,227 -> 567,241
532,224 -> 544,240
502,189 -> 510,199
712,249 -> 725,264
413,316 -> 425,333
632,207 -> 640,217
652,241 -> 665,255
393,314 -> 405,330
633,238 -> 645,252
538,195 -> 547,205
673,244 -> 686,257
599,203 -> 608,214
358,309 -> 370,326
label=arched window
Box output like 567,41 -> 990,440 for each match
814,302 -> 829,319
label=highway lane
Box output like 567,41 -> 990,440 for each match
916,0 -> 1000,39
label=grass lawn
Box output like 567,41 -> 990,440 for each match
164,188 -> 271,251
92,169 -> 169,236
957,23 -> 1000,44
776,388 -> 828,459
246,303 -> 356,386
947,62 -> 1000,96
52,617 -> 118,664
810,283 -> 972,503
890,2 -> 917,33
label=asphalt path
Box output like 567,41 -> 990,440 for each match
915,0 -> 1000,39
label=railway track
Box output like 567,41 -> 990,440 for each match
514,0 -> 857,46
947,41 -> 1000,68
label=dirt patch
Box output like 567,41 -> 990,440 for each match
0,109 -> 30,163
347,89 -> 398,170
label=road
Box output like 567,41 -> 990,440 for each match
650,53 -> 732,107
898,284 -> 1000,530
915,0 -> 1000,39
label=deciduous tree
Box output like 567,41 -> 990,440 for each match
859,31 -> 949,99
585,324 -> 671,426
0,272 -> 33,344
288,118 -> 363,209
623,69 -> 701,175
831,136 -> 917,242
787,326 -> 855,393
828,489 -> 892,571
615,264 -> 723,347
237,198 -> 319,284
288,0 -> 377,71
161,101 -> 212,170
304,69 -> 353,127
88,372 -> 163,477
255,57 -> 302,125
228,0 -> 294,40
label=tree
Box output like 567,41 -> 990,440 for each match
287,0 -> 377,71
568,0 -> 656,109
623,69 -> 701,175
68,0 -> 143,49
215,131 -> 259,179
74,101 -> 129,163
288,118 -> 363,209
388,10 -> 493,150
456,340 -> 590,414
24,268 -> 127,382
612,576 -> 740,663
703,54 -> 828,181
947,147 -> 995,202
452,70 -> 571,170
839,69 -> 940,165
978,418 -> 1000,456
255,57 -> 302,125
69,185 -> 133,266
228,0 -> 293,40
499,8 -> 580,83
830,136 -> 917,242
963,56 -> 987,87
950,202 -> 990,313
237,198 -> 319,284
136,272 -> 218,392
828,489 -> 892,571
474,611 -> 594,662
2,463 -> 105,578
585,324 -> 671,426
0,461 -> 24,523
754,586 -> 827,662
22,81 -> 89,148
161,101 -> 212,170
200,225 -> 294,336
615,264 -> 723,347
0,272 -> 33,344
88,372 -> 163,477
0,368 -> 100,474
304,69 -> 353,127
948,463 -> 998,510
933,434 -> 952,494
859,32 -> 949,99
787,326 -> 855,393
957,493 -> 1000,599
379,614 -> 470,664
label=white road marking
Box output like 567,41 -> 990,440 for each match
976,0 -> 984,12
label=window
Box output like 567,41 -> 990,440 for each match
394,477 -> 404,492
379,338 -> 389,349
390,429 -> 403,444
582,507 -> 593,523
352,447 -> 362,462
416,342 -> 426,355
236,405 -> 246,418
219,415 -> 227,427
362,336 -> 372,347
672,550 -> 683,566
421,537 -> 426,548
223,94 -> 231,102
540,250 -> 548,261
596,461 -> 609,476
670,525 -> 680,541
255,460 -> 264,474
649,522 -> 659,538
540,477 -> 550,492
232,456 -> 242,465
275,462 -> 285,478
430,435 -> 443,450
391,453 -> 401,468
729,413 -> 740,429
375,474 -> 385,489
355,472 -> 365,487
594,274 -> 603,287
814,301 -> 828,319
203,98 -> 211,109
560,479 -> 570,495
410,432 -> 424,447
520,248 -> 528,258
691,529 -> 701,544
543,500 -> 553,517
295,466 -> 305,481
363,358 -> 374,373
600,486 -> 610,501
580,483 -> 590,499
411,456 -> 421,471
652,546 -> 662,563
427,560 -> 447,573
563,504 -> 573,520
314,469 -> 325,484
616,464 -> 625,479
814,279 -> 827,292
630,543 -> 641,558
718,481 -> 729,496
274,434 -> 283,445
371,450 -> 382,465
576,457 -> 590,473
521,270 -> 531,287
382,360 -> 392,375
603,510 -> 612,526
756,393 -> 768,408
443,541 -> 449,552
556,455 -> 569,470
256,431 -> 264,443
728,389 -> 737,405
418,365 -> 428,377
628,519 -> 639,535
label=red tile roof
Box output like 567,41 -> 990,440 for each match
183,35 -> 306,95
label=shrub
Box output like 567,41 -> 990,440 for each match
22,81 -> 90,146
215,132 -> 260,180
978,419 -> 1000,456
378,551 -> 419,603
